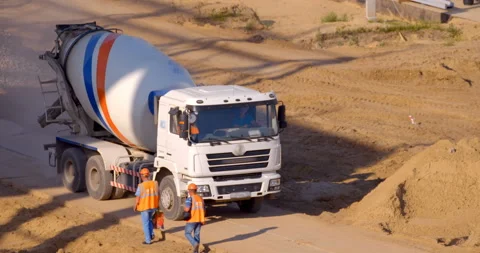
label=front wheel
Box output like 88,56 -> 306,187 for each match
238,197 -> 263,213
159,175 -> 184,221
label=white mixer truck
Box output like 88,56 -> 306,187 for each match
37,22 -> 287,220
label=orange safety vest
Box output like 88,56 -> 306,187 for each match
137,180 -> 159,212
187,194 -> 205,223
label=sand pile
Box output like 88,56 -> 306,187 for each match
344,137 -> 480,248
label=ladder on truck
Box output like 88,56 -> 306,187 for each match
37,76 -> 70,127
37,52 -> 87,135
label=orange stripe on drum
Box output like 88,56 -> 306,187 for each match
96,33 -> 137,147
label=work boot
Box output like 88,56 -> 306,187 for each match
193,243 -> 199,253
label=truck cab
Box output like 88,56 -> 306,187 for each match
151,85 -> 286,220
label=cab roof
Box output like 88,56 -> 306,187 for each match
164,85 -> 277,106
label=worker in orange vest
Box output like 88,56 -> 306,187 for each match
184,183 -> 206,253
134,168 -> 159,245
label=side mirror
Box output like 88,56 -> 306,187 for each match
278,104 -> 287,129
179,111 -> 189,139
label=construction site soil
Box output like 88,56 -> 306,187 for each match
0,183 -> 193,253
1,0 -> 480,252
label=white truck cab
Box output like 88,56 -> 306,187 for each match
151,85 -> 286,219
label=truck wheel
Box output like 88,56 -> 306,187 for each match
159,175 -> 183,221
110,173 -> 128,199
238,197 -> 263,213
85,155 -> 113,200
60,148 -> 86,193
110,187 -> 127,199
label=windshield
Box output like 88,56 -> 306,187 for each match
190,103 -> 278,143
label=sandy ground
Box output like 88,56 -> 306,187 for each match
1,0 -> 480,252
0,182 -> 193,253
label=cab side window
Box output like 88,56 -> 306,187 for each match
170,111 -> 180,135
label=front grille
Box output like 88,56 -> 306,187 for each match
207,149 -> 270,172
217,183 -> 262,195
213,173 -> 262,182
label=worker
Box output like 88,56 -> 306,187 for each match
233,105 -> 260,127
233,106 -> 255,127
184,183 -> 206,253
134,168 -> 160,245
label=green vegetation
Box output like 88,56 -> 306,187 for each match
348,36 -> 359,46
245,20 -> 256,31
208,7 -> 240,22
315,20 -> 463,47
335,21 -> 434,36
334,21 -> 462,37
446,24 -> 462,40
321,12 -> 349,23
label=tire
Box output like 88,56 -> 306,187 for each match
110,187 -> 127,199
238,197 -> 263,213
59,148 -> 87,193
159,175 -> 183,221
85,155 -> 113,200
110,173 -> 129,199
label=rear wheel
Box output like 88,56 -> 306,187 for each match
159,175 -> 183,221
60,148 -> 86,193
110,173 -> 128,199
238,197 -> 263,213
110,187 -> 127,199
85,155 -> 113,200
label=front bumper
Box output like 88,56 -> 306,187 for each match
188,172 -> 281,201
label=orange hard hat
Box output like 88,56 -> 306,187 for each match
140,168 -> 150,176
187,183 -> 197,190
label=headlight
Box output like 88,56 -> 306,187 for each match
195,185 -> 211,197
268,179 -> 281,191
269,179 -> 281,187
196,185 -> 210,193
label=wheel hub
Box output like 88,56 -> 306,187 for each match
89,168 -> 100,191
161,187 -> 174,210
64,160 -> 75,183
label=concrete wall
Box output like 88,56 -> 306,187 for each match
346,0 -> 451,23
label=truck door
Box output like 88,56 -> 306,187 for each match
156,102 -> 169,159
165,107 -> 181,162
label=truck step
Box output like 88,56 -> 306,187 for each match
46,105 -> 63,110
42,90 -> 60,94
38,78 -> 58,85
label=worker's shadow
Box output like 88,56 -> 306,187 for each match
202,226 -> 277,252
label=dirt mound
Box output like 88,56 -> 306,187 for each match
172,3 -> 265,31
344,137 -> 480,248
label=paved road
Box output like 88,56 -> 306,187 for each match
0,0 -> 431,252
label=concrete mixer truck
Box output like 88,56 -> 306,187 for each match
37,22 -> 287,220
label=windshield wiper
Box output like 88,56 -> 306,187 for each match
204,138 -> 230,146
231,136 -> 253,142
257,136 -> 274,142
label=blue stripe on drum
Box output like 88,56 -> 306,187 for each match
83,33 -> 110,130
